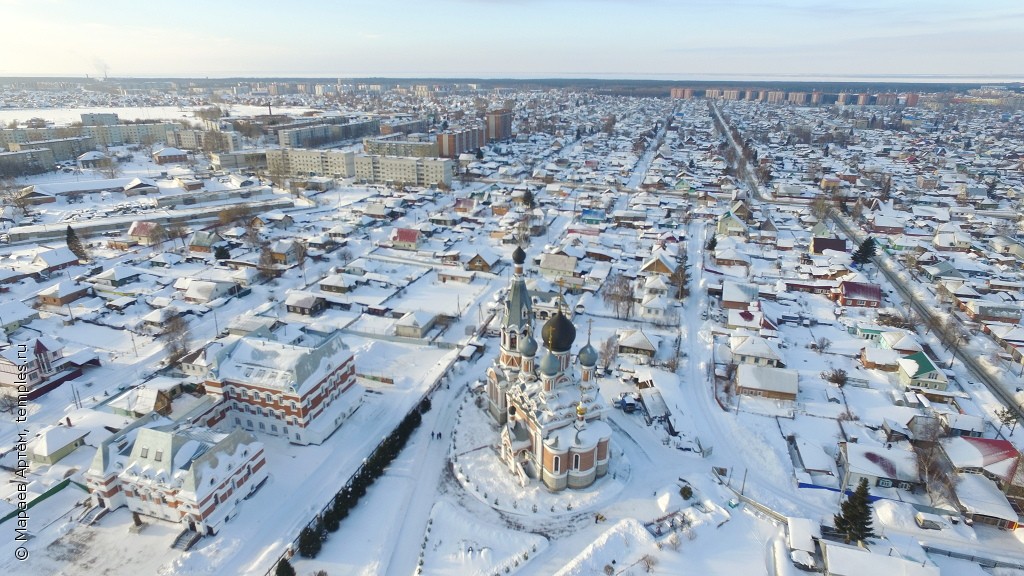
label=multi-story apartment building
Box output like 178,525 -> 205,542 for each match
80,112 -> 120,126
0,148 -> 54,176
9,136 -> 95,163
486,109 -> 512,142
670,88 -> 695,99
354,155 -> 453,187
380,118 -> 429,135
766,91 -> 787,104
165,128 -> 241,153
266,148 -> 355,178
437,125 -> 486,158
278,119 -> 380,148
363,137 -> 438,157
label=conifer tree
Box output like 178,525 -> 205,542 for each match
851,237 -> 877,266
298,525 -> 322,558
66,225 -> 88,261
275,558 -> 296,576
834,477 -> 876,544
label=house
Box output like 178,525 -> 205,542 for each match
251,211 -> 294,229
617,328 -> 657,360
963,300 -> 1021,324
734,364 -> 798,401
269,239 -> 299,265
203,329 -> 358,446
27,425 -> 89,465
0,336 -> 82,399
729,334 -> 784,367
897,351 -> 948,390
390,228 -> 421,250
465,249 -> 501,273
821,542 -> 939,576
76,150 -> 108,169
715,211 -> 748,237
32,246 -> 80,275
839,441 -> 921,492
127,221 -> 165,246
809,237 -> 848,255
859,347 -> 900,371
123,177 -> 158,196
319,273 -> 355,294
0,300 -> 41,333
152,146 -> 188,164
180,279 -> 237,304
720,281 -> 760,310
36,280 -> 90,307
395,311 -> 437,338
834,281 -> 882,308
954,473 -> 1019,530
539,253 -> 578,280
189,231 -> 223,253
284,291 -> 326,316
639,249 -> 677,276
91,266 -> 141,288
85,423 -> 268,536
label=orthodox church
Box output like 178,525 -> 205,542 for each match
485,245 -> 612,491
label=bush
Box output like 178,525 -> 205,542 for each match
680,485 -> 693,500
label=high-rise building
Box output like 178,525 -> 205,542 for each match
486,109 -> 512,142
437,125 -> 486,158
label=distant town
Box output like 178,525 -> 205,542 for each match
2,76 -> 1024,575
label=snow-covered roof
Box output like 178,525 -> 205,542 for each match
955,472 -> 1017,523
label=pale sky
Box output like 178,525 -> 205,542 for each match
2,0 -> 1022,81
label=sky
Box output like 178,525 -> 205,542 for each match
2,0 -> 1023,81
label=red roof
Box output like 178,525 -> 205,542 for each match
839,281 -> 882,301
393,228 -> 420,243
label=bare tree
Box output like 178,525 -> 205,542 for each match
162,314 -> 189,364
599,335 -> 618,370
0,392 -> 18,414
996,406 -> 1018,435
913,417 -> 960,505
165,223 -> 189,252
294,241 -> 308,285
218,203 -> 252,229
100,157 -> 122,179
257,244 -> 276,280
814,337 -> 832,354
821,368 -> 848,387
601,273 -> 635,319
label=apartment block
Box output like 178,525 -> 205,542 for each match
354,154 -> 453,187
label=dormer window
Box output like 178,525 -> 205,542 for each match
140,447 -> 149,458
154,450 -> 163,463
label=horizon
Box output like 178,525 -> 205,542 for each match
3,0 -> 1023,81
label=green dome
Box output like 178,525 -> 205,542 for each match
541,310 -> 576,353
577,342 -> 598,367
540,350 -> 560,376
518,333 -> 538,357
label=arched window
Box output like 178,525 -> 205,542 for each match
573,454 -> 581,470
552,456 -> 560,473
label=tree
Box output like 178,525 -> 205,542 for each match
810,196 -> 830,220
475,147 -> 484,160
99,157 -> 122,179
218,203 -> 252,229
996,406 -> 1018,435
294,241 -> 308,285
66,225 -> 89,261
601,273 -> 634,319
213,245 -> 231,260
0,392 -> 18,414
705,236 -> 717,251
162,314 -> 189,364
297,525 -> 322,558
669,264 -> 689,301
165,223 -> 189,252
274,558 -> 296,576
522,188 -> 535,209
834,477 -> 876,544
598,335 -> 618,370
814,337 -> 832,354
851,237 -> 877,266
913,416 -> 960,505
258,244 -> 277,280
821,368 -> 848,387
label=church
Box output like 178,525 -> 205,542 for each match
485,245 -> 612,491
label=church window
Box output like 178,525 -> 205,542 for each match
573,454 -> 581,470
510,334 -> 517,348
552,456 -> 560,473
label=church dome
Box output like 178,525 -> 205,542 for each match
512,245 -> 526,265
577,342 -> 598,367
518,333 -> 538,357
541,310 -> 576,353
540,350 -> 560,376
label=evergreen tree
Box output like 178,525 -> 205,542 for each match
834,478 -> 876,544
214,245 -> 231,260
851,237 -> 877,266
705,236 -> 717,251
275,558 -> 296,576
297,526 -> 322,558
66,225 -> 88,261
